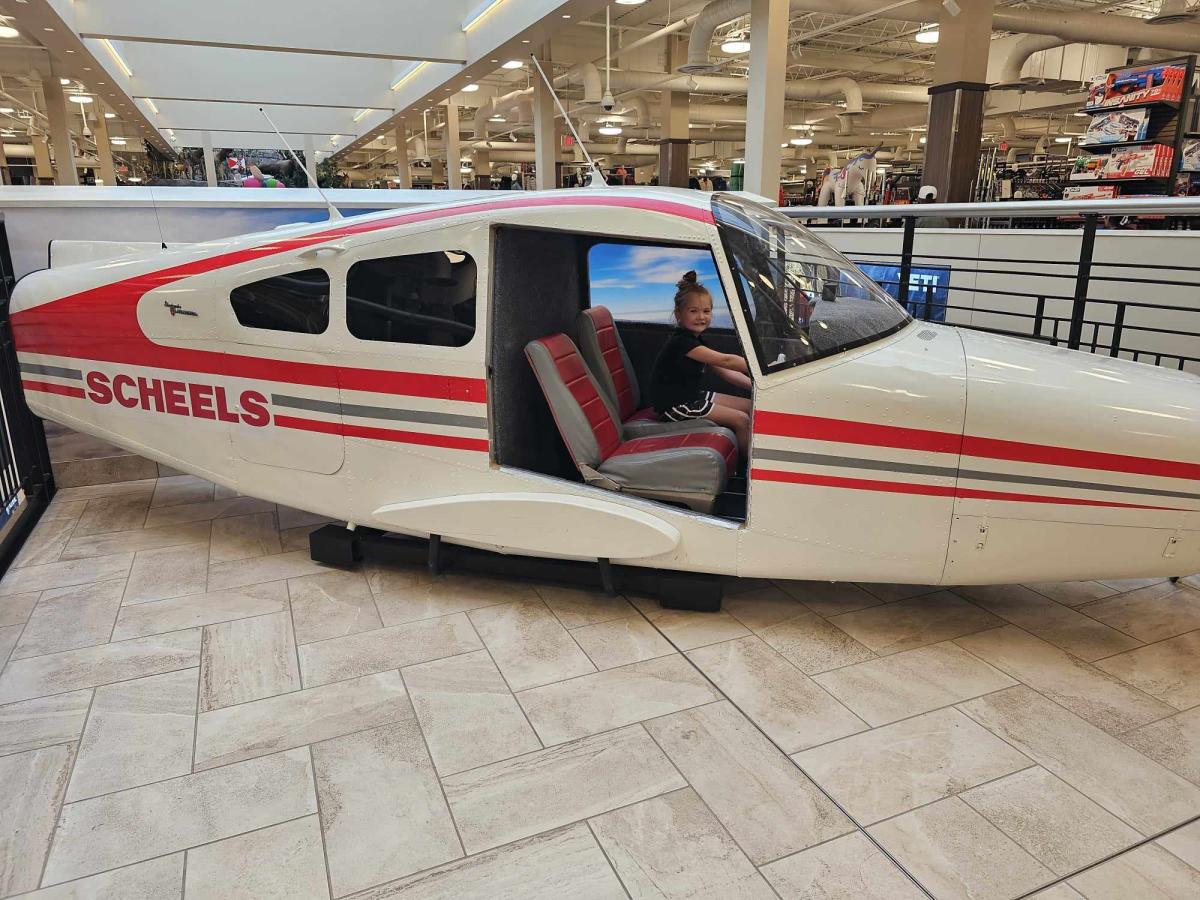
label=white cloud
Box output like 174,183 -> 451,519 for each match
624,245 -> 717,286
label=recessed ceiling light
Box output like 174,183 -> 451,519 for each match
915,25 -> 939,43
489,115 -> 506,122
65,49 -> 75,54
0,26 -> 17,39
43,26 -> 54,32
521,39 -> 530,44
721,38 -> 751,54
59,78 -> 70,85
490,59 -> 499,63
789,137 -> 812,145
111,138 -> 126,145
462,83 -> 480,92
562,13 -> 571,18
104,112 -> 116,118
598,124 -> 622,135
502,60 -> 523,69
68,94 -> 93,104
615,0 -> 647,4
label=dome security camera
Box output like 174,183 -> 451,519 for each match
601,89 -> 615,113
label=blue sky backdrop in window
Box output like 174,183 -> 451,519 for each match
588,243 -> 733,327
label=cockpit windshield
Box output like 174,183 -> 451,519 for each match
712,194 -> 911,373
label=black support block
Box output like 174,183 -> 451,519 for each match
308,524 -> 362,567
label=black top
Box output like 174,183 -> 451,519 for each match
650,327 -> 707,412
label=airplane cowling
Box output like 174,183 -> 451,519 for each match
945,329 -> 1200,583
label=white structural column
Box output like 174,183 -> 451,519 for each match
445,103 -> 462,189
92,105 -> 118,186
201,131 -> 218,187
303,134 -> 319,187
41,75 -> 78,185
532,55 -> 558,190
743,0 -> 788,200
394,124 -> 411,188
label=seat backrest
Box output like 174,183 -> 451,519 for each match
578,306 -> 640,421
525,333 -> 622,470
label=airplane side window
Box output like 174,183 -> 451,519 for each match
229,268 -> 330,334
346,250 -> 476,348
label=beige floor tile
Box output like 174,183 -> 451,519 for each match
298,613 -> 481,688
402,650 -> 540,776
0,552 -> 133,597
468,600 -> 595,692
1067,843 -> 1200,900
0,689 -> 91,757
960,767 -> 1141,875
53,479 -> 157,502
959,686 -> 1200,834
589,788 -> 776,899
288,570 -> 382,644
349,823 -> 626,900
200,611 -> 300,712
11,517 -> 77,569
1120,707 -> 1200,785
1027,581 -> 1120,607
314,721 -> 461,895
185,816 -> 328,900
829,591 -> 1002,655
1028,886 -> 1086,899
121,542 -> 211,606
12,579 -> 125,660
858,582 -> 942,603
142,495 -> 276,529
1080,583 -> 1200,643
19,854 -> 183,899
813,641 -> 1016,726
441,724 -> 685,853
1157,820 -> 1200,869
0,629 -> 200,706
0,590 -> 40,627
368,565 -> 537,627
0,744 -> 74,896
956,626 -> 1176,735
1096,577 -> 1171,593
43,748 -> 316,886
722,585 -> 810,631
150,474 -> 215,508
646,701 -> 852,865
757,611 -> 877,674
281,523 -> 324,552
570,615 -> 674,670
210,511 -> 283,564
66,668 -> 197,802
959,583 -> 1143,661
276,505 -> 333,530
774,580 -> 882,617
868,797 -> 1054,900
517,654 -> 719,745
194,671 -> 411,770
73,492 -> 152,537
60,522 -> 210,561
688,636 -> 866,753
1094,630 -> 1200,711
207,550 -> 332,592
112,582 -> 289,641
794,706 -> 1033,824
0,623 -> 19,668
634,600 -> 752,650
533,584 -> 634,629
760,831 -> 926,900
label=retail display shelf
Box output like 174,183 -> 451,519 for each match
1095,175 -> 1173,182
1081,99 -> 1180,114
1078,140 -> 1156,151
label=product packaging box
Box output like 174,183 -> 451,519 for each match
1086,64 -> 1185,109
1083,108 -> 1149,144
1070,156 -> 1105,181
1063,184 -> 1119,200
1181,138 -> 1200,172
1100,143 -> 1174,179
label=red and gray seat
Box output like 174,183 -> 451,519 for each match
526,333 -> 737,513
577,306 -> 712,438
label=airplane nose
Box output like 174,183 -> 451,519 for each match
948,329 -> 1200,582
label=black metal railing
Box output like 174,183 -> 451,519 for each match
784,199 -> 1200,374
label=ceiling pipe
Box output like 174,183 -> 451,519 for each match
1148,0 -> 1200,25
566,63 -> 603,104
604,69 -> 923,109
994,35 -> 1069,89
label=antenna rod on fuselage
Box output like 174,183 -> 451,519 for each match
258,107 -> 343,220
528,54 -> 607,188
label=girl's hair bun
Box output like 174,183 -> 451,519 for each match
676,270 -> 699,290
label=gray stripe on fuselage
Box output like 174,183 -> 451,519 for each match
19,363 -> 83,380
754,447 -> 1200,503
271,394 -> 488,430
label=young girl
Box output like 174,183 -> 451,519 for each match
649,271 -> 752,457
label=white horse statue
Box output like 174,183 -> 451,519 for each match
817,147 -> 882,207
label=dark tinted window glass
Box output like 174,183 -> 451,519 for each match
347,250 -> 476,347
229,268 -> 329,334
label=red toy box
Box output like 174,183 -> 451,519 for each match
1101,144 -> 1174,179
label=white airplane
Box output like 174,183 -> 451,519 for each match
9,188 -> 1199,608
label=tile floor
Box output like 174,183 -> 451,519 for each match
0,473 -> 1199,899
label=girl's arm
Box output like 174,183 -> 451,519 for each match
714,367 -> 753,391
686,345 -> 749,375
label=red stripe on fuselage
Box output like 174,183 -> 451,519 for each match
274,414 -> 489,453
754,410 -> 1200,483
10,195 -> 710,403
751,468 -> 1186,511
21,379 -> 85,399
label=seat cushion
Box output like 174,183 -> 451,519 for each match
615,431 -> 738,475
597,429 -> 736,500
578,306 -> 641,421
525,334 -> 622,469
621,407 -> 716,439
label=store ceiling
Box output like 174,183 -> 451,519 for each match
0,0 -> 1180,173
